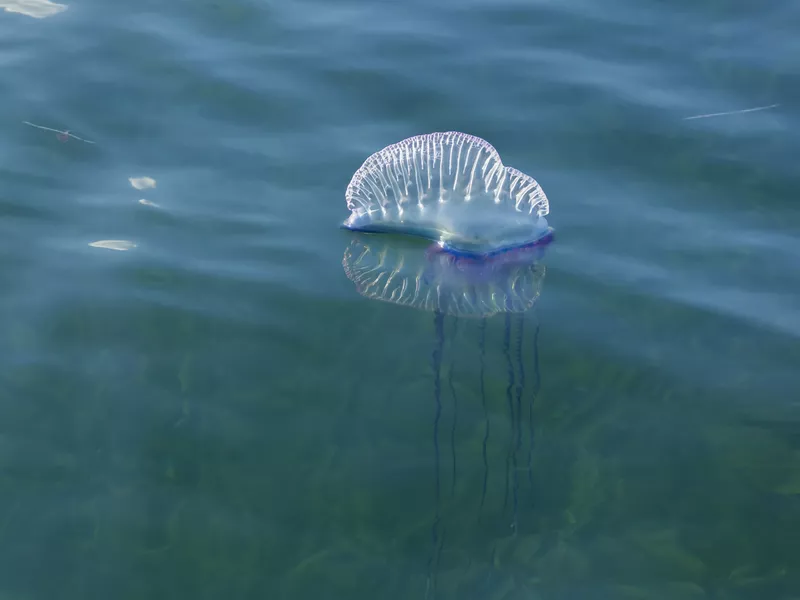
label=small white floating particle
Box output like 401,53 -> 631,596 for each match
129,177 -> 156,190
89,240 -> 136,251
138,199 -> 160,208
1,0 -> 67,18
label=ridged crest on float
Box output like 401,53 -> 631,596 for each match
343,132 -> 550,254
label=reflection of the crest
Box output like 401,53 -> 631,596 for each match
342,231 -> 552,318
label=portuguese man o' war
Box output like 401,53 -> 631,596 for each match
342,132 -> 552,256
342,133 -> 553,594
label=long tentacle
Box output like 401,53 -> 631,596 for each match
512,313 -> 525,534
427,311 -> 445,598
502,314 -> 515,522
479,318 -> 489,515
448,318 -> 459,497
527,321 -> 541,491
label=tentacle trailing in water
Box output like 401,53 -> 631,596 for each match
512,312 -> 525,533
527,320 -> 541,491
448,317 -> 459,498
427,310 -> 446,598
479,318 -> 489,515
502,313 -> 516,529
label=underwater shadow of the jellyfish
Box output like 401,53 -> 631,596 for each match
341,131 -> 553,595
342,230 -> 552,594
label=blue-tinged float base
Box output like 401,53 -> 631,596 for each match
341,223 -> 555,260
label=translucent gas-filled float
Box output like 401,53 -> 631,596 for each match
342,131 -> 552,257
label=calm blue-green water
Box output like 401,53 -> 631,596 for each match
1,0 -> 799,598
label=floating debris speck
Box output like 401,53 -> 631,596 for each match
89,240 -> 136,251
138,199 -> 160,208
23,121 -> 95,144
129,177 -> 156,190
1,0 -> 67,18
684,103 -> 779,121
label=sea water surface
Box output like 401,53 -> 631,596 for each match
1,0 -> 799,598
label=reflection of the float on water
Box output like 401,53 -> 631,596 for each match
342,230 -> 551,318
